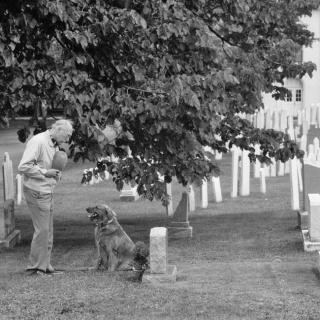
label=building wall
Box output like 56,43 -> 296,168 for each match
301,8 -> 320,108
263,8 -> 320,111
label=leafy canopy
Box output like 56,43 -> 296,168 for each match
1,0 -> 319,202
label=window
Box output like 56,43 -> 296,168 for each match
286,90 -> 292,102
296,89 -> 302,102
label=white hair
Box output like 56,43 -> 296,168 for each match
51,119 -> 73,135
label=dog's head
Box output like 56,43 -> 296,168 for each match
86,204 -> 117,225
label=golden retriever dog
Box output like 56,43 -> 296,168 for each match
86,204 -> 137,271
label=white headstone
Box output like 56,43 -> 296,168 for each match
187,184 -> 195,212
240,150 -> 250,196
307,144 -> 316,162
150,227 -> 168,274
200,179 -> 208,208
270,158 -> 277,177
211,176 -> 222,203
297,160 -> 303,193
290,157 -> 300,211
277,161 -> 285,176
273,111 -> 280,131
256,110 -> 265,129
165,183 -> 173,216
265,111 -> 272,129
231,147 -> 239,198
279,111 -> 287,131
16,174 -> 23,206
253,145 -> 261,178
2,152 -> 14,201
260,168 -> 266,194
300,135 -> 307,155
314,137 -> 320,155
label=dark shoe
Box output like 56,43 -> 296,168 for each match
28,269 -> 52,277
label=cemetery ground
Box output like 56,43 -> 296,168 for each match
1,128 -> 320,320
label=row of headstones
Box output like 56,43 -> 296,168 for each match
164,145 -> 294,216
1,152 -> 21,248
249,105 -> 320,131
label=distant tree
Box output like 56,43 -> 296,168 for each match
0,0 -> 319,202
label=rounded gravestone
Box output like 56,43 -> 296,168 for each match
52,151 -> 68,171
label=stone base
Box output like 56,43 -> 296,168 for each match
168,226 -> 193,239
0,229 -> 21,248
301,229 -> 320,252
142,265 -> 177,284
119,194 -> 139,201
297,210 -> 308,230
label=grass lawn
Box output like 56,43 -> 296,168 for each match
1,127 -> 320,320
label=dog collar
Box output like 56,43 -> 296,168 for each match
96,218 -> 113,227
106,218 -> 114,224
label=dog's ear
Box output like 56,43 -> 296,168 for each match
101,204 -> 117,219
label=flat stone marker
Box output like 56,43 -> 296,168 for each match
142,227 -> 177,283
0,199 -> 21,248
168,192 -> 193,239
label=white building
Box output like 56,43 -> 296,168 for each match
263,8 -> 320,114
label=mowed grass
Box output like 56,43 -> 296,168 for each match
1,127 -> 320,320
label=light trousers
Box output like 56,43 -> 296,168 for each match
23,186 -> 54,272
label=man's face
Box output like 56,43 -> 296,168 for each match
54,128 -> 72,144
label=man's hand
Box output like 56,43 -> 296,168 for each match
45,169 -> 61,178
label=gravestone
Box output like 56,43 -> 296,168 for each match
253,144 -> 261,178
240,150 -> 250,196
298,160 -> 320,229
142,227 -> 177,283
301,194 -> 320,252
168,192 -> 193,239
270,158 -> 277,177
260,168 -> 266,194
187,184 -> 195,212
211,176 -> 222,203
0,200 -> 21,248
2,152 -> 14,201
150,227 -> 168,273
16,174 -> 23,206
165,183 -> 173,217
119,183 -> 139,201
231,147 -> 239,198
289,158 -> 300,211
200,179 -> 208,208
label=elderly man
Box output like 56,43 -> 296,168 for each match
18,119 -> 73,276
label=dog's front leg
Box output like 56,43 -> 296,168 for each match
92,227 -> 103,270
108,251 -> 120,271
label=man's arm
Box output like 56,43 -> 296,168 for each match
18,138 -> 48,179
